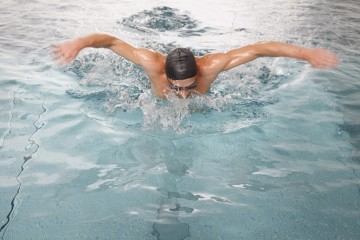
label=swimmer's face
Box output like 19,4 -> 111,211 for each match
167,76 -> 198,98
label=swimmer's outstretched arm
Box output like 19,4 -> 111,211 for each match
247,41 -> 339,69
52,33 -> 161,67
200,41 -> 339,76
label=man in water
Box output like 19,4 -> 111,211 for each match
53,33 -> 339,99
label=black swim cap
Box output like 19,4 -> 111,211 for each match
165,48 -> 197,80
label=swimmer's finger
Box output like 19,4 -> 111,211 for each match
58,55 -> 74,65
52,53 -> 70,66
326,52 -> 339,66
312,50 -> 339,68
51,50 -> 65,61
52,47 -> 61,55
332,55 -> 340,66
324,56 -> 339,68
51,43 -> 62,51
326,59 -> 338,68
51,47 -> 61,56
56,58 -> 70,66
51,47 -> 65,60
53,58 -> 65,66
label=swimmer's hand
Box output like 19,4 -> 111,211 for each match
52,38 -> 85,65
304,48 -> 339,69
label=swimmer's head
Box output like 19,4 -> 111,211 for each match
165,48 -> 197,80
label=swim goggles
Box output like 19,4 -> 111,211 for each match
168,79 -> 198,91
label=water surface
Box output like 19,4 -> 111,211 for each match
0,0 -> 359,239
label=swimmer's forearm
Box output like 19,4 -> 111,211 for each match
254,41 -> 339,68
75,33 -> 117,49
74,33 -> 140,63
52,34 -> 115,64
254,41 -> 308,60
222,41 -> 338,71
221,41 -> 309,71
53,33 -> 156,66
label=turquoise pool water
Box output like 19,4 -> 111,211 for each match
1,0 -> 359,239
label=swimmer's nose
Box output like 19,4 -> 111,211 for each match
177,90 -> 190,99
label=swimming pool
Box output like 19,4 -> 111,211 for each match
1,0 -> 359,239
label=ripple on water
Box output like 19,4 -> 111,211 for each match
119,6 -> 211,37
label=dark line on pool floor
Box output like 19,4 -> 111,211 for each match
0,93 -> 47,239
0,92 -> 16,239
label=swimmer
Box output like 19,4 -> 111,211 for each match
52,33 -> 339,99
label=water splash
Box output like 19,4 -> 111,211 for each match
119,6 -> 210,37
65,52 -> 283,135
